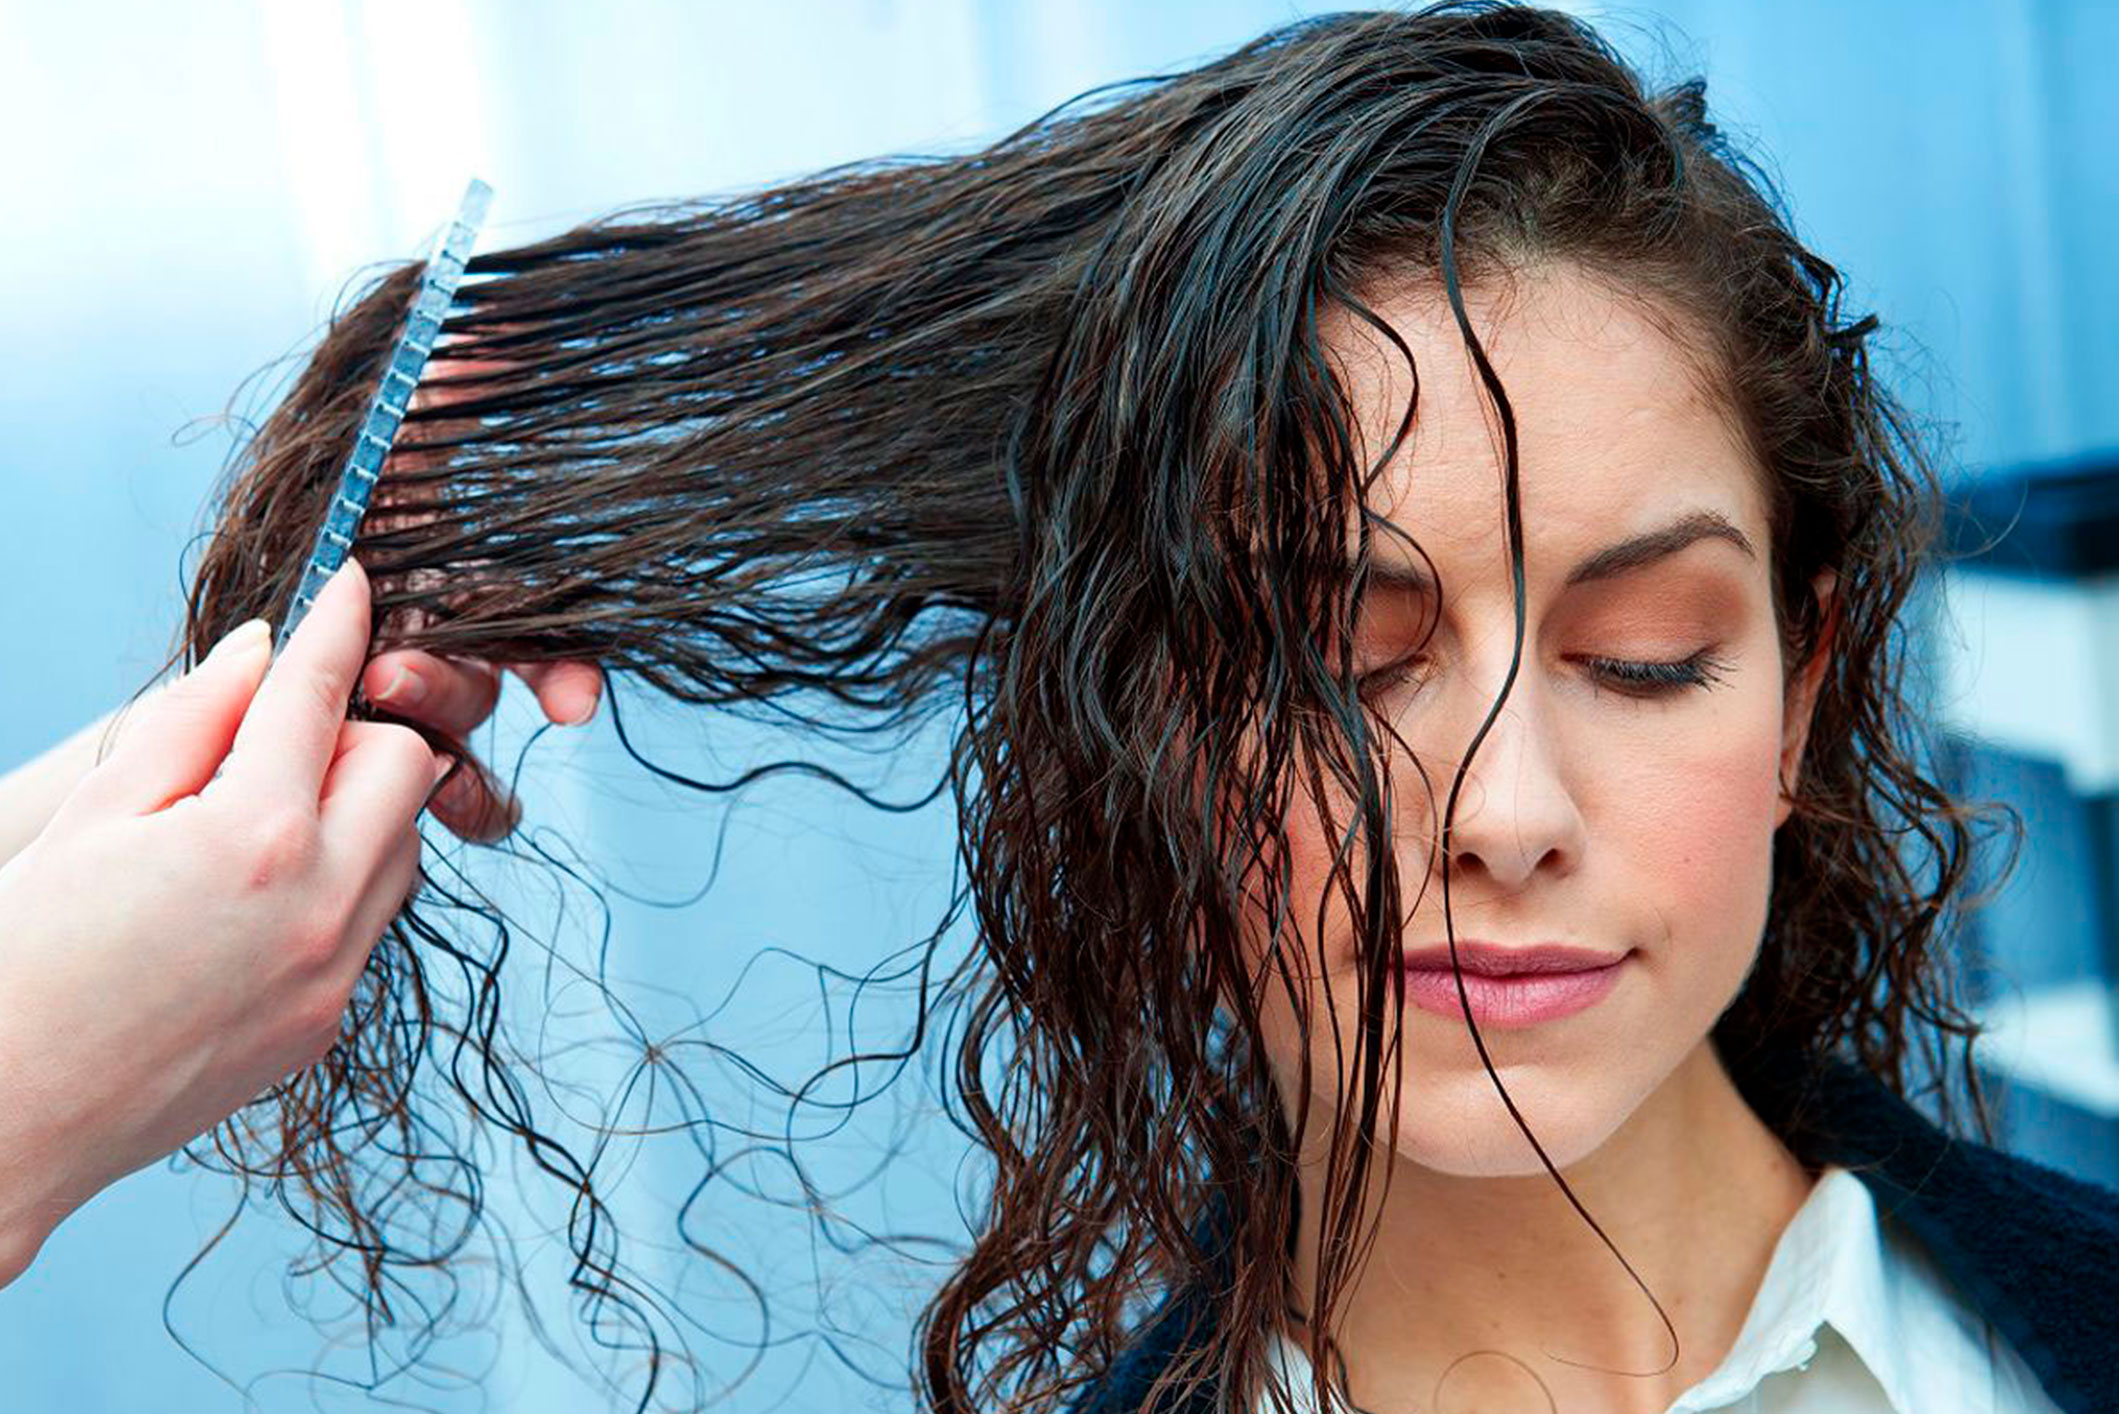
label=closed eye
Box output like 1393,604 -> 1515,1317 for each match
1357,648 -> 1730,700
1354,656 -> 1430,698
1574,649 -> 1731,698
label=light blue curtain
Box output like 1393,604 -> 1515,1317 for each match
1,2 -> 2110,1407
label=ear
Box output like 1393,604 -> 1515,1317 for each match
1776,568 -> 1838,829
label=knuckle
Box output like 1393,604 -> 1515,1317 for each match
233,807 -> 319,890
286,913 -> 345,971
380,722 -> 434,772
153,674 -> 225,729
298,667 -> 353,724
351,721 -> 438,788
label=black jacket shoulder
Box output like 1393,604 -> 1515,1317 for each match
1741,1048 -> 2119,1414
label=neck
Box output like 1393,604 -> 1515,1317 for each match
1284,1040 -> 1815,1414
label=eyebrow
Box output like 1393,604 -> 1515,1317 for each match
1347,508 -> 1757,595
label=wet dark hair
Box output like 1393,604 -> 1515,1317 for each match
148,3 -> 2007,1410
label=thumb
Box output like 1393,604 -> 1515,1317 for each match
63,618 -> 276,822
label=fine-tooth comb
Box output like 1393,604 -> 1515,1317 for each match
274,177 -> 493,653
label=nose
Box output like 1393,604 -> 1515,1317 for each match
1437,683 -> 1586,891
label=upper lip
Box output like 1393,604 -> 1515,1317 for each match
1398,942 -> 1629,976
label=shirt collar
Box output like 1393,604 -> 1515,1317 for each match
1673,1162 -> 1977,1414
1265,1164 -> 1994,1414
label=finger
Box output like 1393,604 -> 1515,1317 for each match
426,751 -> 521,844
360,649 -> 502,738
222,559 -> 372,805
325,813 -> 425,998
316,719 -> 445,872
514,661 -> 602,726
356,653 -> 531,840
61,618 -> 275,821
316,717 -> 429,785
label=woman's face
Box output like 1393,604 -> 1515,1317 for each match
1251,260 -> 1830,1178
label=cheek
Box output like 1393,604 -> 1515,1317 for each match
1604,696 -> 1787,959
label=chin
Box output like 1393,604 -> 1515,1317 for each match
1378,1059 -> 1647,1178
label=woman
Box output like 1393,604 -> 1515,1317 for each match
1,4 -> 2113,1411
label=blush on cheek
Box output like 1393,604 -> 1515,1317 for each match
1627,720 -> 1785,950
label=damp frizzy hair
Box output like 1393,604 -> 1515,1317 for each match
154,5 -> 2004,1410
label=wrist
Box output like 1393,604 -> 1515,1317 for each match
0,1018 -> 83,1290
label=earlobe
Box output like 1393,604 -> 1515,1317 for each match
1776,568 -> 1839,825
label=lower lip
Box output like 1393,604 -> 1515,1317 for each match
1400,958 -> 1628,1028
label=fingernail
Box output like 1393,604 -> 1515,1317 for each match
376,663 -> 428,709
320,557 -> 363,599
207,618 -> 271,664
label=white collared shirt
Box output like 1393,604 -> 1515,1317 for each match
1261,1165 -> 2063,1412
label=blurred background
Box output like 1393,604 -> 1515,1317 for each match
1,0 -> 2113,1408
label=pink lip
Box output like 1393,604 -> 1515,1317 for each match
1398,942 -> 1631,1028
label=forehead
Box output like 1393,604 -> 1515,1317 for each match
1323,262 -> 1768,586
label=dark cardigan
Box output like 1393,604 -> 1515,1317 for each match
1068,1046 -> 2119,1414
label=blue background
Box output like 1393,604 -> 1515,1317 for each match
1,2 -> 2113,1409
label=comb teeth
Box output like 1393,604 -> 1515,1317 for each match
275,178 -> 493,653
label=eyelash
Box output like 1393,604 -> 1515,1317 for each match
1581,649 -> 1732,697
1358,648 -> 1731,700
